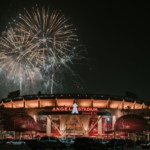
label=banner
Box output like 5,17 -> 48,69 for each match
102,117 -> 112,135
89,118 -> 98,136
36,116 -> 47,132
51,118 -> 60,136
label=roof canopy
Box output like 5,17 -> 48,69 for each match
4,114 -> 36,132
114,114 -> 149,132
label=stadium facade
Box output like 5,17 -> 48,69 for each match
0,94 -> 150,140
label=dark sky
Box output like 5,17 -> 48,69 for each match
0,0 -> 150,102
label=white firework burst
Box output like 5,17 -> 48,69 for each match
0,6 -> 86,96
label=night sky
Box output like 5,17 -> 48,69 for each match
0,0 -> 150,102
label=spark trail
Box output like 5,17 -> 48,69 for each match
0,6 -> 85,96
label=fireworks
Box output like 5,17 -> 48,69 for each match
0,6 -> 84,96
0,27 -> 41,94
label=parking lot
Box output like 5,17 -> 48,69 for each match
0,145 -> 74,150
0,145 -> 149,150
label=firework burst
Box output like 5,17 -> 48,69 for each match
0,6 -> 85,96
0,27 -> 41,95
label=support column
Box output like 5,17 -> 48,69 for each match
112,115 -> 116,138
46,115 -> 51,136
98,116 -> 102,138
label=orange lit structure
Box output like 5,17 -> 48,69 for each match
0,94 -> 149,139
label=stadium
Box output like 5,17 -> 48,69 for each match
0,92 -> 150,140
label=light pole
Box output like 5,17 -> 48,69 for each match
106,117 -> 110,139
14,120 -> 16,139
